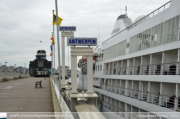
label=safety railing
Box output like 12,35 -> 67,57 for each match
103,62 -> 180,76
162,62 -> 180,75
121,67 -> 127,75
141,65 -> 150,75
149,64 -> 161,75
126,67 -> 133,75
159,94 -> 180,111
99,85 -> 180,111
103,101 -> 140,119
102,1 -> 171,45
131,89 -> 139,99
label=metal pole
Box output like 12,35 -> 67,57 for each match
53,10 -> 55,77
5,62 -> 7,79
14,64 -> 16,77
51,32 -> 53,76
55,0 -> 61,90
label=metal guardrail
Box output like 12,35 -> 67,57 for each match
102,1 -> 171,45
103,101 -> 140,119
99,85 -> 180,111
103,62 -> 180,76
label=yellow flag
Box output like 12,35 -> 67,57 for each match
53,14 -> 63,26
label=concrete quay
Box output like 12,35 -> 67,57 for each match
0,77 -> 53,112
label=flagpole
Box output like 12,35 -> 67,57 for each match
53,10 -> 55,77
55,0 -> 61,91
51,33 -> 53,77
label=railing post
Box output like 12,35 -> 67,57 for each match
138,81 -> 142,100
175,83 -> 179,111
159,82 -> 163,106
147,82 -> 151,103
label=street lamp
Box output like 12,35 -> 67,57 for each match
5,62 -> 7,80
14,64 -> 16,77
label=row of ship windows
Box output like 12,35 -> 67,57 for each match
103,40 -> 126,60
130,15 -> 180,53
95,65 -> 102,72
103,15 -> 180,60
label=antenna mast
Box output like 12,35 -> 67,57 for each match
125,6 -> 127,16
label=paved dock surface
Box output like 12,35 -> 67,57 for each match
0,77 -> 53,112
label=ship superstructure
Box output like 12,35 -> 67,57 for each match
78,0 -> 180,118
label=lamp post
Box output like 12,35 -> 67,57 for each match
5,62 -> 7,80
14,64 -> 16,77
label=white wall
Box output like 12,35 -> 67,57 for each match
135,57 -> 141,66
143,81 -> 148,92
165,50 -> 178,63
134,81 -> 139,90
143,55 -> 150,65
153,54 -> 162,64
163,83 -> 176,96
151,82 -> 160,94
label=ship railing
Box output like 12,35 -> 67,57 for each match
124,88 -> 132,97
138,91 -> 149,102
103,69 -> 111,75
110,68 -> 113,75
149,64 -> 161,75
159,94 -> 180,111
113,86 -> 124,95
148,92 -> 160,105
140,65 -> 150,75
130,89 -> 139,99
120,87 -> 125,95
161,62 -> 179,75
103,84 -> 107,90
106,85 -> 111,91
102,1 -> 171,45
120,67 -> 127,75
103,101 -> 140,119
126,67 -> 133,75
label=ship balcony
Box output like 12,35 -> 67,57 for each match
103,62 -> 180,76
103,101 -> 140,119
100,84 -> 180,112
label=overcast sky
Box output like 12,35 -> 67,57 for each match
0,0 -> 170,68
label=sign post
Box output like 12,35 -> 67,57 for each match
59,26 -> 75,87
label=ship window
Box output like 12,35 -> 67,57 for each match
142,29 -> 151,50
163,16 -> 179,44
103,40 -> 126,60
129,37 -> 134,53
38,61 -> 43,67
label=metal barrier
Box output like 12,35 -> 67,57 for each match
103,62 -> 180,76
99,85 -> 180,111
103,101 -> 140,119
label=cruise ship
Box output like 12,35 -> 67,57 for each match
78,0 -> 180,118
